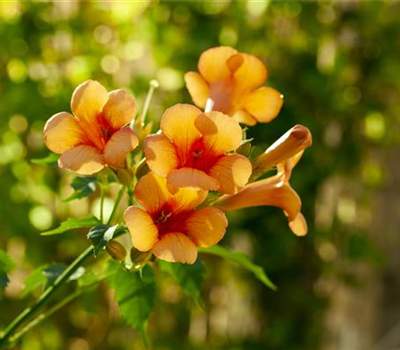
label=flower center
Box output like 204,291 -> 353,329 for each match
154,210 -> 172,225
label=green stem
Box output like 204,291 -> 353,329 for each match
8,270 -> 114,345
137,79 -> 159,127
0,246 -> 94,348
100,173 -> 106,223
107,186 -> 125,225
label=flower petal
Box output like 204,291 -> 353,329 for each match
43,112 -> 85,154
144,134 -> 179,177
184,72 -> 210,109
103,127 -> 139,167
58,145 -> 104,175
243,87 -> 283,123
232,110 -> 257,126
169,186 -> 208,214
152,232 -> 197,264
215,175 -> 301,221
209,154 -> 252,194
124,206 -> 159,251
198,46 -> 238,83
167,168 -> 219,191
160,104 -> 202,165
185,207 -> 227,247
102,89 -> 137,129
71,80 -> 108,124
252,125 -> 312,179
288,212 -> 308,236
232,53 -> 268,93
134,172 -> 172,214
195,111 -> 243,154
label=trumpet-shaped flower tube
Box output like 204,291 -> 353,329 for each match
124,172 -> 228,264
44,80 -> 139,175
251,124 -> 312,180
185,46 -> 284,126
144,104 -> 252,194
215,152 -> 308,236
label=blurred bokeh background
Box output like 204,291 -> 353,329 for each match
1,1 -> 399,349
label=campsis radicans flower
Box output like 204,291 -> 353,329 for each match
185,46 -> 283,126
251,124 -> 312,180
144,104 -> 252,194
44,80 -> 139,175
124,172 -> 228,264
215,152 -> 308,236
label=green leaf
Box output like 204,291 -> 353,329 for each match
0,249 -> 15,298
23,263 -> 84,297
31,153 -> 59,166
64,176 -> 97,202
108,262 -> 156,346
0,249 -> 15,272
87,224 -> 118,257
199,245 -> 277,291
159,259 -> 205,306
41,215 -> 101,236
22,263 -> 67,296
22,266 -> 47,296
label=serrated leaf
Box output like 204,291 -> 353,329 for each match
31,153 -> 59,166
108,261 -> 156,346
0,249 -> 15,299
199,245 -> 277,291
87,224 -> 118,257
64,177 -> 97,202
159,259 -> 205,306
41,215 -> 101,236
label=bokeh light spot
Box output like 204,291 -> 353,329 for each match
364,112 -> 385,141
29,206 -> 53,231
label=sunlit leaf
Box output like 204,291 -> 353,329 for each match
41,215 -> 101,236
22,263 -> 75,297
31,153 -> 59,166
87,224 -> 118,257
108,261 -> 156,346
64,176 -> 97,202
0,249 -> 15,298
199,245 -> 277,290
159,259 -> 205,307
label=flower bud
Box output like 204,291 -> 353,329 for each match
251,125 -> 312,180
115,167 -> 134,186
106,240 -> 127,261
130,247 -> 150,264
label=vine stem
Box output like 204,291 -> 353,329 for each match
107,186 -> 125,225
135,79 -> 159,127
8,272 -> 111,345
0,246 -> 94,349
99,172 -> 106,223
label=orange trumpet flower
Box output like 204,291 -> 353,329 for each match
185,46 -> 283,126
251,124 -> 312,180
144,104 -> 252,194
215,151 -> 308,236
44,80 -> 139,175
124,172 -> 228,264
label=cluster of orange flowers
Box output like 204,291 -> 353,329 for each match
43,46 -> 312,264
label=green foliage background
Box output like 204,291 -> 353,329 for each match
0,1 -> 398,349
